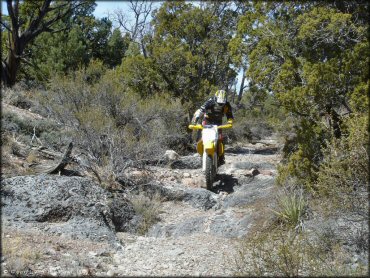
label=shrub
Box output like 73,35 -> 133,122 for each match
2,83 -> 34,108
38,68 -> 189,183
276,118 -> 328,188
129,193 -> 163,235
233,227 -> 367,277
271,187 -> 307,229
316,113 -> 368,218
1,110 -> 64,149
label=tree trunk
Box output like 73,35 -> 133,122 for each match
237,67 -> 246,104
2,49 -> 22,87
1,0 -> 87,87
326,106 -> 342,138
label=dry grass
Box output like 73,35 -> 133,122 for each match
1,228 -> 113,277
2,234 -> 42,276
129,193 -> 164,235
233,227 -> 368,277
25,150 -> 38,164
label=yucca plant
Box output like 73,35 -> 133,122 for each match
272,189 -> 306,228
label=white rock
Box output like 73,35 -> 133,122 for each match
106,269 -> 117,276
81,268 -> 90,276
165,150 -> 180,161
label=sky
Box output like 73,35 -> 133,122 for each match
1,1 -> 135,18
93,1 -> 131,18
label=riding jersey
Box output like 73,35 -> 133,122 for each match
199,97 -> 234,125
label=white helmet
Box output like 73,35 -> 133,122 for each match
215,90 -> 227,104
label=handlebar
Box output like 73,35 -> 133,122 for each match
188,124 -> 232,130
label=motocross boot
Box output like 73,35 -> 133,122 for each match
218,155 -> 225,166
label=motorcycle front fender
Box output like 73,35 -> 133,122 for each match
204,141 -> 215,156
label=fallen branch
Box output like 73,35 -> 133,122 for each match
30,142 -> 73,174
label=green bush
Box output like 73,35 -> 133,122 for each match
276,118 -> 328,188
316,113 -> 368,217
271,188 -> 306,228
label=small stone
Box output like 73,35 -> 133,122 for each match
45,248 -> 57,255
88,251 -> 97,257
183,173 -> 191,178
49,266 -> 61,276
98,251 -> 111,257
106,269 -> 116,276
170,248 -> 184,256
165,150 -> 180,161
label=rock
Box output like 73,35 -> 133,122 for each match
245,168 -> 260,177
109,193 -> 138,232
106,269 -> 117,276
134,182 -> 218,210
81,268 -> 90,276
233,161 -> 276,170
165,150 -> 180,161
49,266 -> 61,276
169,156 -> 202,169
169,248 -> 184,256
209,212 -> 252,238
183,188 -> 219,210
148,216 -> 206,237
222,178 -> 274,208
1,175 -> 138,242
181,177 -> 203,188
183,173 -> 191,178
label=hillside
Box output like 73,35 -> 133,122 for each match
1,100 -> 368,276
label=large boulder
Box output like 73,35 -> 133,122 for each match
1,175 -> 138,242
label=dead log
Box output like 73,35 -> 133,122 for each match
30,142 -> 73,174
35,146 -> 63,159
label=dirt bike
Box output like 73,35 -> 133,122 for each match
188,123 -> 232,190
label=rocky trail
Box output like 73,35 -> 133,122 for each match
2,137 -> 281,277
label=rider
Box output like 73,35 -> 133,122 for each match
191,89 -> 234,165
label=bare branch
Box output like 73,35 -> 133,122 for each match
0,20 -> 11,32
111,1 -> 153,42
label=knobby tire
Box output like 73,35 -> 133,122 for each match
205,154 -> 214,190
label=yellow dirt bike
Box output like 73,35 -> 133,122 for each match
188,123 -> 232,190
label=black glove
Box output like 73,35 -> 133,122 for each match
191,116 -> 199,125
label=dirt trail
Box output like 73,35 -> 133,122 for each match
108,138 -> 281,276
1,136 -> 281,277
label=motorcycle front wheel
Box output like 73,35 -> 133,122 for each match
205,154 -> 214,190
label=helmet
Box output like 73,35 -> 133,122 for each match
215,90 -> 227,104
